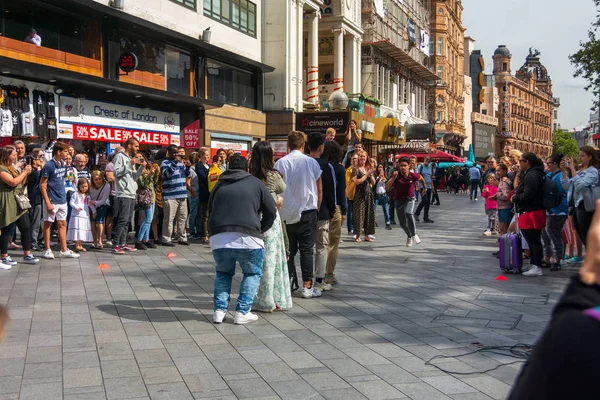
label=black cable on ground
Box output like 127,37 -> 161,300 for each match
424,343 -> 533,376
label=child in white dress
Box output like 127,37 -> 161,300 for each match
67,178 -> 94,252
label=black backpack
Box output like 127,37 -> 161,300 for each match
543,172 -> 562,210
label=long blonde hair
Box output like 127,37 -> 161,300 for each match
0,147 -> 18,176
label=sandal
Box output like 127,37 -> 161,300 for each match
355,238 -> 362,243
365,237 -> 374,242
75,246 -> 86,253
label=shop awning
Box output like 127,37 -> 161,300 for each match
366,40 -> 439,82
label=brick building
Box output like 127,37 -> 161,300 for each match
429,0 -> 467,154
493,46 -> 553,157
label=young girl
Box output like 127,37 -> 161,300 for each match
492,163 -> 514,236
481,174 -> 499,236
67,178 -> 94,252
89,171 -> 110,249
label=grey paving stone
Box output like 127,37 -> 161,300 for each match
22,361 -> 62,383
0,376 -> 21,395
0,358 -> 24,377
63,335 -> 97,352
133,349 -> 174,367
146,382 -> 193,400
366,364 -> 421,385
24,346 -> 62,363
95,330 -> 129,344
394,382 -> 452,400
101,359 -> 142,379
450,393 -> 495,400
62,323 -> 94,337
422,376 -> 480,395
211,357 -> 255,375
252,361 -> 300,382
19,382 -> 63,400
320,358 -> 372,377
460,376 -> 511,399
182,372 -> 229,394
300,371 -> 351,391
27,334 -> 61,348
104,376 -> 149,400
64,367 -> 103,388
226,377 -> 277,399
63,351 -> 100,369
98,343 -> 135,361
172,356 -> 216,375
351,380 -> 407,399
278,351 -> 324,370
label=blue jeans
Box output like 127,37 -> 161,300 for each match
471,180 -> 480,199
213,248 -> 265,314
374,194 -> 390,224
137,203 -> 155,242
188,197 -> 200,235
347,200 -> 354,233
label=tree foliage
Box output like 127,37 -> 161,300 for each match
553,129 -> 579,158
570,0 -> 600,109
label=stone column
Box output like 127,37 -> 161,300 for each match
344,33 -> 357,93
333,27 -> 344,92
306,11 -> 319,104
296,0 -> 305,111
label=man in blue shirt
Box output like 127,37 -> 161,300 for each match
469,164 -> 481,201
415,156 -> 434,223
40,141 -> 79,259
161,144 -> 190,246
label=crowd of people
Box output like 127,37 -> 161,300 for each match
0,128 -> 441,324
2,130 -> 599,321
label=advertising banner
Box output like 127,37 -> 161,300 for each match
210,139 -> 249,158
270,140 -> 288,159
473,123 -> 496,158
182,120 -> 200,149
58,96 -> 180,145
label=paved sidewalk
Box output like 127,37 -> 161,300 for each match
0,193 -> 573,399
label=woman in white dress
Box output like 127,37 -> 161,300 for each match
67,178 -> 94,252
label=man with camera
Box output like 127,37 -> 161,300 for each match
112,137 -> 146,254
161,144 -> 191,246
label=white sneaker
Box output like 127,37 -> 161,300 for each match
474,198 -> 478,201
234,311 -> 259,325
1,256 -> 17,266
406,237 -> 413,247
483,230 -> 492,236
43,249 -> 55,259
301,287 -> 322,298
413,235 -> 421,244
0,258 -> 13,270
212,309 -> 227,324
315,282 -> 333,291
522,265 -> 543,277
60,249 -> 80,259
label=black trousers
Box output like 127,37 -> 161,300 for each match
387,191 -> 396,222
415,189 -> 432,219
113,197 -> 135,246
573,204 -> 594,246
1,213 -> 32,254
286,210 -> 317,284
431,182 -> 440,205
521,229 -> 543,268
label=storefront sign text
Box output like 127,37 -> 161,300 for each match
182,120 -> 200,149
270,141 -> 288,159
397,140 -> 430,150
64,124 -> 180,146
295,112 -> 349,135
210,139 -> 249,157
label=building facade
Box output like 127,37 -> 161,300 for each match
0,0 -> 272,156
429,0 -> 466,154
552,97 -> 561,132
493,46 -> 553,158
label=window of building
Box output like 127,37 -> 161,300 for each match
0,0 -> 101,61
482,109 -> 487,115
437,38 -> 443,55
166,48 -> 191,95
203,0 -> 257,37
170,0 -> 196,10
120,30 -> 166,77
553,110 -> 558,119
502,62 -> 507,71
206,59 -> 256,108
437,111 -> 443,122
437,66 -> 443,84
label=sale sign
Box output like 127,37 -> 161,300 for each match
182,120 -> 200,149
70,124 -> 180,146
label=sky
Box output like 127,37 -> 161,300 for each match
462,0 -> 597,130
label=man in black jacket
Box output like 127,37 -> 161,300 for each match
194,147 -> 211,244
308,132 -> 336,292
208,155 -> 277,325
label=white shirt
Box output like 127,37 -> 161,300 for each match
210,232 -> 264,250
275,150 -> 322,224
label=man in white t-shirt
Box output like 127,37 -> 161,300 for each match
275,131 -> 323,299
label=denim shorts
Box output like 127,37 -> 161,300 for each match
93,205 -> 109,223
498,208 -> 514,223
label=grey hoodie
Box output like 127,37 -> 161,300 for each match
113,151 -> 145,199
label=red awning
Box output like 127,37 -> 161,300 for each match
395,151 -> 465,163
592,134 -> 600,140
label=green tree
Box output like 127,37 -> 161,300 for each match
553,129 -> 579,157
570,0 -> 600,108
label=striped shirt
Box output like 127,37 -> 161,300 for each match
160,159 -> 188,200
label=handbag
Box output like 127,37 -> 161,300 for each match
136,188 -> 152,210
582,185 -> 600,212
346,180 -> 356,200
15,193 -> 31,212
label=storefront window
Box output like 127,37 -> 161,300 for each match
206,60 -> 256,109
120,30 -> 166,76
166,48 -> 191,95
0,0 -> 101,61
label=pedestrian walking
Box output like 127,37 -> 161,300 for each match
374,163 -> 391,230
351,150 -> 376,242
415,156 -> 435,223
